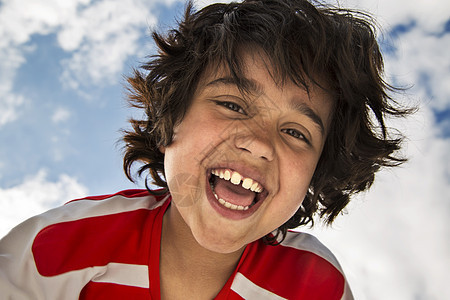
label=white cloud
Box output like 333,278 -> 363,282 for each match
57,0 -> 158,89
0,170 -> 88,238
336,1 -> 450,113
0,44 -> 26,127
51,107 -> 71,124
194,0 -> 232,8
0,0 -> 164,121
0,84 -> 25,127
385,28 -> 450,112
341,0 -> 450,32
0,0 -> 87,127
0,0 -> 83,46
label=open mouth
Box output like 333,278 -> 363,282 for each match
208,168 -> 267,211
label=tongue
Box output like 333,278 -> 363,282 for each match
214,177 -> 256,207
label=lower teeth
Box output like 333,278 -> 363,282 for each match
210,177 -> 250,211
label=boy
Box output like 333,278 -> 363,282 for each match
0,0 -> 411,299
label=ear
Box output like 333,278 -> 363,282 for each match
159,145 -> 166,154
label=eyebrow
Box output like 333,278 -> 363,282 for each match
206,76 -> 325,135
289,101 -> 325,136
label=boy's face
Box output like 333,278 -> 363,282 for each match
162,51 -> 333,253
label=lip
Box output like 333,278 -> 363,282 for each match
204,163 -> 269,220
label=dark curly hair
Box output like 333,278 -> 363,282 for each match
123,0 -> 413,244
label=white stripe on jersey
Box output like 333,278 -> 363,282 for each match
231,272 -> 287,300
91,262 -> 149,288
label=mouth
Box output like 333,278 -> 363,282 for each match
208,168 -> 267,211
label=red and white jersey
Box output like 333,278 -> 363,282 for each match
0,190 -> 353,299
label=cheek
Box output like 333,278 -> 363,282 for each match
286,154 -> 317,179
167,170 -> 203,209
163,141 -> 204,205
280,154 -> 318,199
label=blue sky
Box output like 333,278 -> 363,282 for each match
0,0 -> 449,299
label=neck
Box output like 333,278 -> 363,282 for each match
160,204 -> 245,299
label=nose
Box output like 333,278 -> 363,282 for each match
234,132 -> 275,162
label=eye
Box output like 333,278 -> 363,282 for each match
215,101 -> 247,115
281,128 -> 311,145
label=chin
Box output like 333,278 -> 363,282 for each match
193,230 -> 249,254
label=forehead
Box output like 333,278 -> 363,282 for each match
204,51 -> 332,103
198,48 -> 332,96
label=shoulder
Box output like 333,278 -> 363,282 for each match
281,230 -> 343,272
0,189 -> 169,298
248,231 -> 344,274
30,189 -> 169,271
2,189 -> 167,246
233,231 -> 353,300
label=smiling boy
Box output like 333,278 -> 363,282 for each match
162,52 -> 333,255
0,0 -> 411,299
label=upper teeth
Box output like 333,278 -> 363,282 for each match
211,169 -> 264,193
